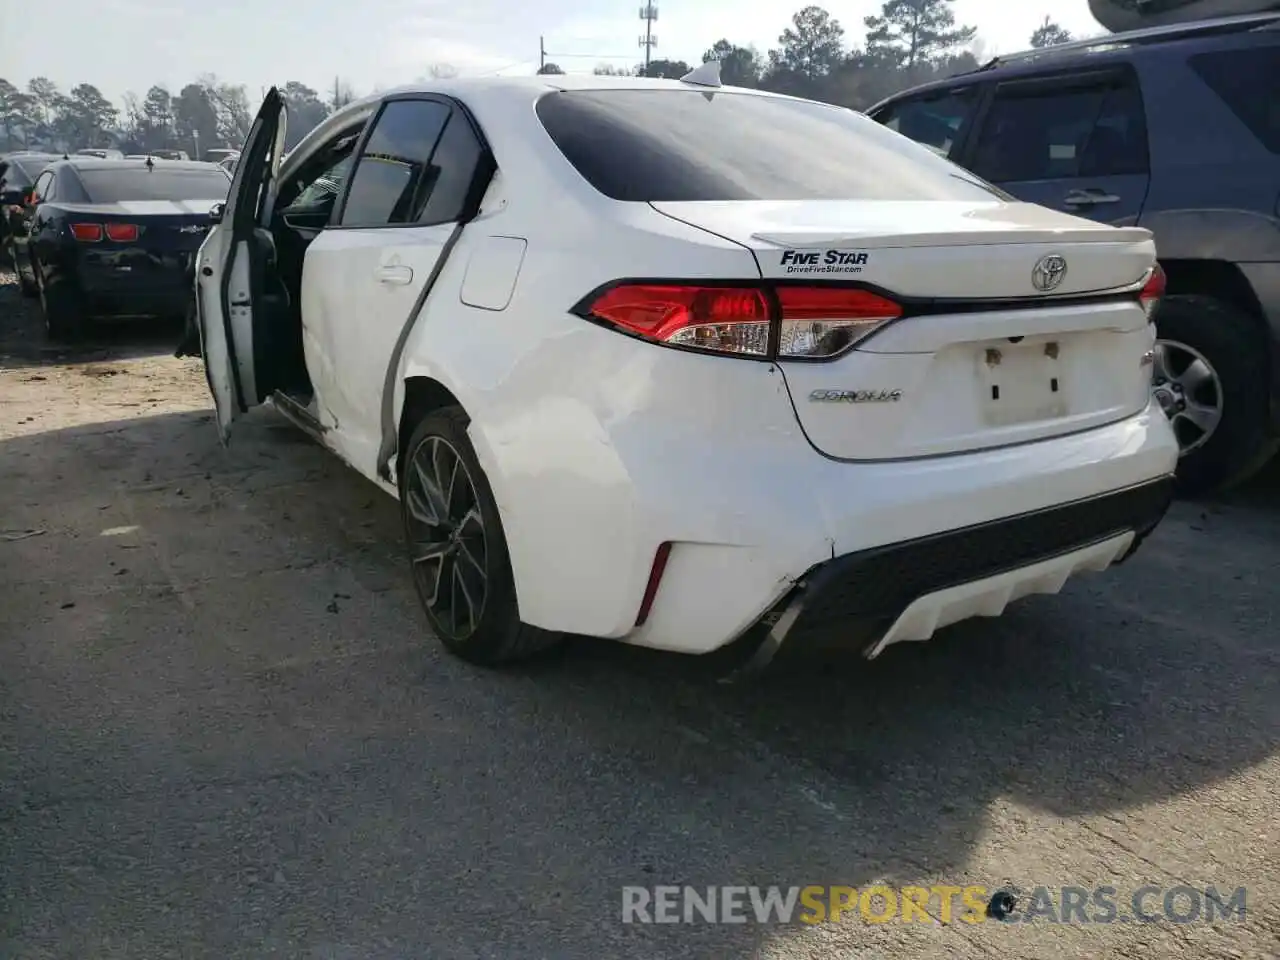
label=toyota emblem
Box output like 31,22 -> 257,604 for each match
1032,254 -> 1068,292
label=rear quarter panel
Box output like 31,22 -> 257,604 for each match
392,91 -> 795,635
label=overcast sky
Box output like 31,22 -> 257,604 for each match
0,0 -> 1106,105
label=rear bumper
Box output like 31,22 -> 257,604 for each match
745,476 -> 1172,669
78,262 -> 194,318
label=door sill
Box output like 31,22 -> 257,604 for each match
270,390 -> 326,443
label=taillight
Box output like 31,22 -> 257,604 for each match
70,222 -> 139,242
575,282 -> 903,360
1139,263 -> 1166,320
775,287 -> 902,360
104,223 -> 139,242
583,284 -> 772,356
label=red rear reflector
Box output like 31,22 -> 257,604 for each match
635,542 -> 672,627
1139,263 -> 1166,319
70,223 -> 102,242
104,223 -> 139,242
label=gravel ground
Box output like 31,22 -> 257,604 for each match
1,266 -> 1279,959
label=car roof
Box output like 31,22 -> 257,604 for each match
340,72 -> 799,111
868,12 -> 1280,109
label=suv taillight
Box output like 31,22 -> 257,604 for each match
1139,263 -> 1166,320
575,282 -> 902,360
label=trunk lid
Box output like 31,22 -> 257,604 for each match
58,200 -> 219,253
651,199 -> 1159,460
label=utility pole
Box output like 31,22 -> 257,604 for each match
540,35 -> 546,72
638,2 -> 658,76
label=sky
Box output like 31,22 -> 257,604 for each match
0,0 -> 1108,107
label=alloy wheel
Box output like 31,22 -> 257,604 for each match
1152,338 -> 1223,456
404,435 -> 489,640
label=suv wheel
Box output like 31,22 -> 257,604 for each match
399,406 -> 561,665
1153,294 -> 1274,496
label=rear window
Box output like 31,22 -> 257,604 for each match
535,89 -> 1007,203
1189,46 -> 1280,154
78,168 -> 232,203
3,156 -> 59,189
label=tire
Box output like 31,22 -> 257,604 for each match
399,405 -> 561,665
1153,294 -> 1274,496
11,244 -> 37,297
36,262 -> 84,342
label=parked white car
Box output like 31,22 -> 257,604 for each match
193,71 -> 1179,673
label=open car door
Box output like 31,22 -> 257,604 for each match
194,87 -> 287,443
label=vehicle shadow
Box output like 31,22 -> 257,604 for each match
0,272 -> 183,370
1,406 -> 1277,959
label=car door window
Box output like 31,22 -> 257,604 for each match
1189,46 -> 1280,154
971,73 -> 1148,183
339,99 -> 451,227
294,148 -> 358,208
875,87 -> 978,158
31,172 -> 53,202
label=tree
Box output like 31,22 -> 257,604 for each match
62,84 -> 118,146
1030,16 -> 1074,47
140,85 -> 175,151
172,84 -> 220,157
26,77 -> 60,128
425,64 -> 459,79
592,64 -> 635,76
537,63 -> 565,75
768,6 -> 848,82
640,59 -> 690,79
280,81 -> 329,150
0,78 -> 27,148
703,40 -> 763,87
864,0 -> 977,72
119,92 -> 144,147
198,75 -> 251,149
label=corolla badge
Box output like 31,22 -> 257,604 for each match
1031,253 -> 1068,292
809,389 -> 903,403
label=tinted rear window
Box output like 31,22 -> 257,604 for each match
78,168 -> 232,203
535,89 -> 1005,202
1189,46 -> 1280,154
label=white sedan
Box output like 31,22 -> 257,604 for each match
193,68 -> 1178,674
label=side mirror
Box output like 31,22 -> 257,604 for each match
208,202 -> 225,224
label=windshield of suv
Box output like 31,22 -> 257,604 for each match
535,89 -> 1008,203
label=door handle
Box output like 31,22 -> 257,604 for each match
1063,188 -> 1121,206
375,264 -> 413,285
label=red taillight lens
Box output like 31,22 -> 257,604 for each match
584,284 -> 772,356
104,222 -> 139,242
1139,263 -> 1166,320
70,222 -> 102,242
578,282 -> 903,359
776,286 -> 902,359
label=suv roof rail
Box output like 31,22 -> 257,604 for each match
967,11 -> 1280,73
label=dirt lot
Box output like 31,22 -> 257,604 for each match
1,267 -> 1279,960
